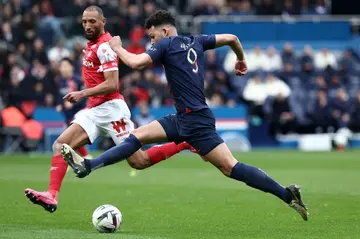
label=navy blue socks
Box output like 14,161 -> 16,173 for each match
89,134 -> 142,171
230,162 -> 292,203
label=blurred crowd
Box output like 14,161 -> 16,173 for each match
3,0 -> 360,136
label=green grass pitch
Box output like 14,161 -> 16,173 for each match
0,151 -> 359,239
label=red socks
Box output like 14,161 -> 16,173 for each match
48,155 -> 68,197
146,142 -> 191,165
77,146 -> 88,157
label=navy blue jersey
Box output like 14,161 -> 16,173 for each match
145,34 -> 216,113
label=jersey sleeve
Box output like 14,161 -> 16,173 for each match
96,42 -> 119,72
198,34 -> 216,51
145,38 -> 169,63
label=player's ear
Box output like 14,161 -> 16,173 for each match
162,27 -> 169,37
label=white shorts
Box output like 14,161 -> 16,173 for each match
72,99 -> 134,145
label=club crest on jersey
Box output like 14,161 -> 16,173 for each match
180,43 -> 190,50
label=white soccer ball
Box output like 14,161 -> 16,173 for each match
92,204 -> 122,233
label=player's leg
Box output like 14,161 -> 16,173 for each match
71,109 -> 92,158
62,114 -> 184,177
25,123 -> 90,212
126,141 -> 191,170
77,145 -> 91,158
201,141 -> 308,221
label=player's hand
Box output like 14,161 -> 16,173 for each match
109,36 -> 122,51
235,60 -> 248,76
63,91 -> 84,103
56,105 -> 63,112
64,101 -> 74,109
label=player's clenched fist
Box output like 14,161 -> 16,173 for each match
235,60 -> 248,76
109,36 -> 122,51
63,91 -> 84,103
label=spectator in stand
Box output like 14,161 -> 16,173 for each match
1,22 -> 17,45
243,75 -> 266,117
270,94 -> 296,135
350,91 -> 360,131
309,91 -> 333,132
126,4 -> 143,30
265,73 -> 291,98
126,27 -> 146,54
208,93 -> 225,107
331,88 -> 351,129
314,0 -> 329,15
47,39 -> 71,63
224,46 -> 267,73
264,46 -> 283,72
5,65 -> 26,107
300,45 -> 314,72
282,0 -> 297,16
328,75 -> 344,99
281,43 -> 296,65
192,0 -> 220,16
227,0 -> 255,15
32,38 -> 49,65
243,75 -> 266,106
16,11 -> 37,45
314,48 -> 337,70
300,0 -> 314,15
134,102 -> 155,127
339,49 -> 356,73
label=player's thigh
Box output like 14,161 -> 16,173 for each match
71,108 -> 102,144
202,143 -> 238,176
132,120 -> 169,145
55,123 -> 90,151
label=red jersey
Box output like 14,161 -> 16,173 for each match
82,32 -> 124,108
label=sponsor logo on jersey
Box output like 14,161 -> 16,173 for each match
83,59 -> 94,67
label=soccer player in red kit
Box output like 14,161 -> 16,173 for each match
24,5 -> 191,213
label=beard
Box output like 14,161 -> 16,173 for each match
84,28 -> 101,41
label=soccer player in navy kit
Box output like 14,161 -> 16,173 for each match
62,10 -> 309,221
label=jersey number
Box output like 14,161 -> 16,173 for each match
187,48 -> 198,74
111,119 -> 127,133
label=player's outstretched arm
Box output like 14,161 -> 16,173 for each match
116,48 -> 151,70
109,36 -> 152,70
214,34 -> 247,75
215,34 -> 245,60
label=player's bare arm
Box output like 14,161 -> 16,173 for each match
109,36 -> 152,70
82,70 -> 119,98
215,34 -> 248,76
63,72 -> 118,103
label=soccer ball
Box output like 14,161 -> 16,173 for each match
92,204 -> 122,233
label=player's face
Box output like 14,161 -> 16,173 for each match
82,10 -> 105,41
147,26 -> 167,45
59,60 -> 73,78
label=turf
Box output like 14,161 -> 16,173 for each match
0,151 -> 359,239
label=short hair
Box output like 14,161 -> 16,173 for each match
60,57 -> 74,66
145,10 -> 175,29
84,5 -> 104,17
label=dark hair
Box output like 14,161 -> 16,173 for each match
60,57 -> 74,66
145,10 -> 175,29
84,5 -> 104,17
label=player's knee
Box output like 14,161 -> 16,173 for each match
217,157 -> 237,177
127,159 -> 147,170
52,140 -> 62,153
